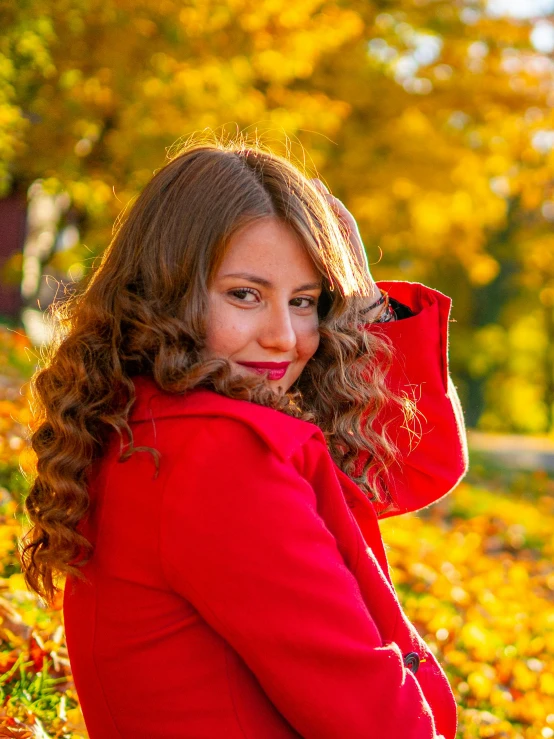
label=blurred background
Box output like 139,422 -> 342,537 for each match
3,0 -> 554,435
1,1 -> 554,737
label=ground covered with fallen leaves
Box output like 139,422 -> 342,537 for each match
0,326 -> 553,738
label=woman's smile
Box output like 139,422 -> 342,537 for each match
235,361 -> 291,381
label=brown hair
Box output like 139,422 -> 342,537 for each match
21,136 -> 405,603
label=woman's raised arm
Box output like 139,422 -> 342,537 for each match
359,280 -> 469,518
310,182 -> 467,516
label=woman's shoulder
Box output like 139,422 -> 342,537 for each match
130,375 -> 323,462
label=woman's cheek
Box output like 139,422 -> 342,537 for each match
297,323 -> 320,364
205,302 -> 251,357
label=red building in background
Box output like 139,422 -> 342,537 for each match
0,193 -> 26,319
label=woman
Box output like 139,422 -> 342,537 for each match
21,140 -> 468,738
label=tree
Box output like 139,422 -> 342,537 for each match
2,0 -> 554,431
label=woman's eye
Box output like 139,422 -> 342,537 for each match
228,289 -> 317,309
291,297 -> 317,309
229,288 -> 259,302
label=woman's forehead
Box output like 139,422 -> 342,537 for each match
215,218 -> 322,286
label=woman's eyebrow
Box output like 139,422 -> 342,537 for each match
221,272 -> 322,292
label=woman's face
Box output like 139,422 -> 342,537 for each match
204,217 -> 323,393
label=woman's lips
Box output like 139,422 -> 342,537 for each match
236,361 -> 290,380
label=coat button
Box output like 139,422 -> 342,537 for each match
403,652 -> 420,674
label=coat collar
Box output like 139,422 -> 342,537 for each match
129,375 -> 321,462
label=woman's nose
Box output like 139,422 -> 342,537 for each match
258,303 -> 297,352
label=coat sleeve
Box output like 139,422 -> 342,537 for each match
359,280 -> 469,518
159,417 -> 445,739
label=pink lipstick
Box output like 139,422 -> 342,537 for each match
236,361 -> 291,380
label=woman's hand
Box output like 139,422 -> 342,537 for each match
311,178 -> 383,318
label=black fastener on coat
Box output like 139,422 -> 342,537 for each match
403,652 -> 420,674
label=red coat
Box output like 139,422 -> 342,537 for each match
64,281 -> 468,739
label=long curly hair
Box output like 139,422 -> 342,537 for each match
21,136 -> 406,603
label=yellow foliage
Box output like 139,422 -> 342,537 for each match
381,478 -> 554,736
540,673 -> 554,696
3,0 -> 554,433
467,670 -> 494,701
468,256 -> 500,286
